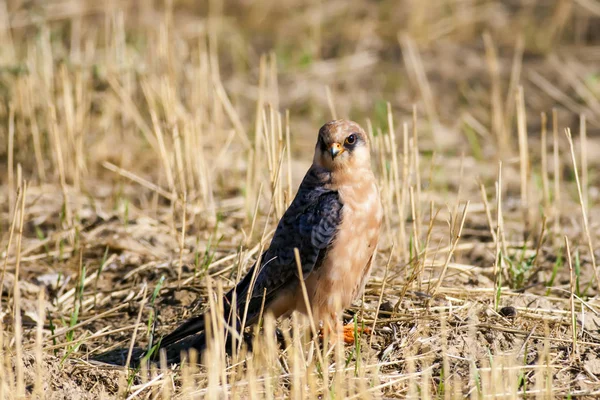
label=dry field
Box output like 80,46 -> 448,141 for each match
1,0 -> 600,398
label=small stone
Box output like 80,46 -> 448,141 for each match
499,306 -> 517,318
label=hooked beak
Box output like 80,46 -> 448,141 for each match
329,142 -> 344,159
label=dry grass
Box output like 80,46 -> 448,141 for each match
1,0 -> 600,398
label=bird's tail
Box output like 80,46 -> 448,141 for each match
157,266 -> 260,360
158,299 -> 238,352
158,315 -> 207,350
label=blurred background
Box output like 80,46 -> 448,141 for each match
0,0 -> 599,189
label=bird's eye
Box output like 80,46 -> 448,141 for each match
345,134 -> 357,146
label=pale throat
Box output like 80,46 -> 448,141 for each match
329,164 -> 374,188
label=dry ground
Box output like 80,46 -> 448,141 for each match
1,0 -> 600,398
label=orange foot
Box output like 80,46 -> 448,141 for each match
320,323 -> 372,344
342,323 -> 372,344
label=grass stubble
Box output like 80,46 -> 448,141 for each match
1,0 -> 600,398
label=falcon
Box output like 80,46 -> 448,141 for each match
159,119 -> 382,354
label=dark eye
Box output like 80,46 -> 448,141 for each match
345,134 -> 357,146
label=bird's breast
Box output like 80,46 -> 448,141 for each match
300,178 -> 382,320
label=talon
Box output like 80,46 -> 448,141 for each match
342,323 -> 371,344
319,323 -> 371,345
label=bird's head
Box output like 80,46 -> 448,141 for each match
313,120 -> 371,172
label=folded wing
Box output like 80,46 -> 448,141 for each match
159,167 -> 343,350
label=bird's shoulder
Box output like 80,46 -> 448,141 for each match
266,165 -> 343,264
280,165 -> 342,224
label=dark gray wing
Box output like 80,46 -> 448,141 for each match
159,166 -> 342,350
225,166 -> 342,325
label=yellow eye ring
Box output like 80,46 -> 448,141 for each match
345,134 -> 357,145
